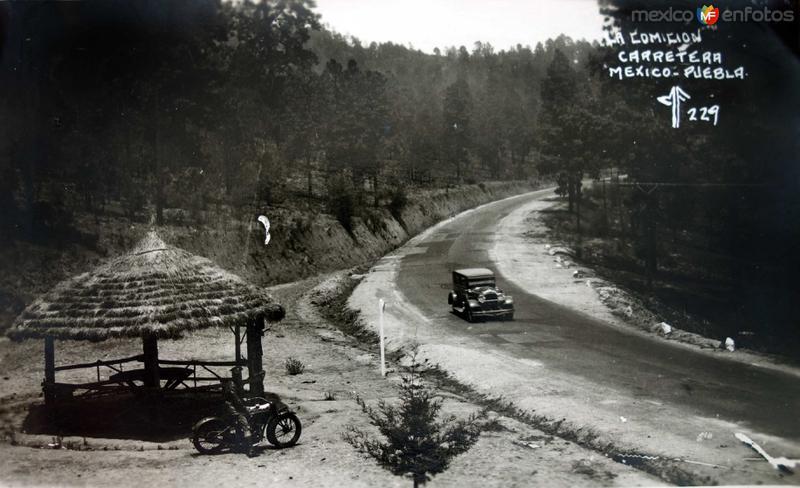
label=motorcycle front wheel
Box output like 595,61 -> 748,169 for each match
266,413 -> 302,448
192,417 -> 229,454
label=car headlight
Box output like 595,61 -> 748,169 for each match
477,296 -> 485,303
504,296 -> 513,303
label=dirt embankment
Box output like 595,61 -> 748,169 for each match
0,181 -> 534,333
176,181 -> 536,288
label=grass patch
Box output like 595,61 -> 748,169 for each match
285,357 -> 306,375
314,265 -> 402,364
480,417 -> 508,433
314,266 -> 380,346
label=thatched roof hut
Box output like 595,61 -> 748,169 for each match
8,232 -> 284,341
7,232 -> 284,401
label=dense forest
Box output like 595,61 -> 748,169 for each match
1,0 -> 798,353
0,0 -> 595,236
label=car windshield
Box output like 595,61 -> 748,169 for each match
468,279 -> 495,288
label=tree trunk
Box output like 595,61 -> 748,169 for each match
43,336 -> 55,406
644,194 -> 658,289
306,155 -> 313,197
617,179 -> 627,245
19,17 -> 40,241
373,172 -> 379,207
602,178 -> 608,232
567,179 -> 575,213
153,90 -> 164,226
575,176 -> 582,258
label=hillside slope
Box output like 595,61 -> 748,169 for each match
0,181 -> 535,332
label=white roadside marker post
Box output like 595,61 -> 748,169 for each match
379,299 -> 386,377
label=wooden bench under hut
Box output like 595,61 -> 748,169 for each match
6,231 -> 285,407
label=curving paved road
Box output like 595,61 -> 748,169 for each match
395,189 -> 800,441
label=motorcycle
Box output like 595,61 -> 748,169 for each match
192,397 -> 301,454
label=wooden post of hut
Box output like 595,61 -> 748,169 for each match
43,335 -> 55,406
142,334 -> 160,388
246,315 -> 266,397
232,322 -> 244,389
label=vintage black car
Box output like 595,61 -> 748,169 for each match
447,268 -> 514,322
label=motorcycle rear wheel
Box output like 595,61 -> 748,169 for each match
192,417 -> 229,454
266,413 -> 302,448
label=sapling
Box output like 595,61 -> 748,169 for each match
343,358 -> 482,487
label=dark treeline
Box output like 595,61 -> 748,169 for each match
1,1 -> 798,350
592,0 -> 798,351
0,0 -> 592,238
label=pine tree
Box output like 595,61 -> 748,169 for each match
442,78 -> 472,182
344,360 -> 483,487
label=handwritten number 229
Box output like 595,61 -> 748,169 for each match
687,106 -> 720,125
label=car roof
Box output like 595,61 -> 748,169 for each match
454,268 -> 495,278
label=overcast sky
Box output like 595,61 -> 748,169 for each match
313,0 -> 607,53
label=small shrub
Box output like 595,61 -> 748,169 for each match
285,357 -> 305,375
343,358 -> 482,487
481,417 -> 507,432
364,211 -> 387,234
287,217 -> 312,250
572,459 -> 598,477
290,216 -> 312,235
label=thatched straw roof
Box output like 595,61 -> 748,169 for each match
8,232 -> 284,341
